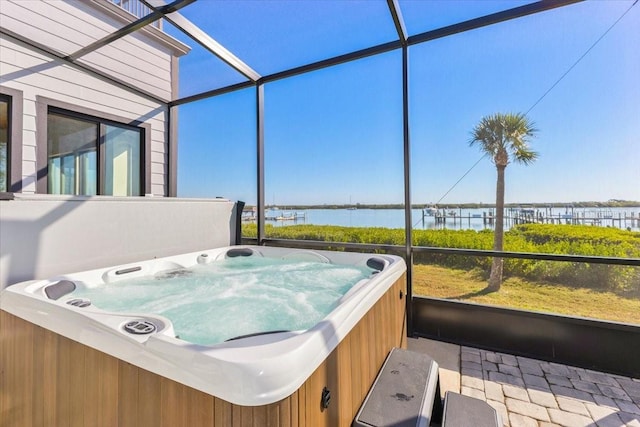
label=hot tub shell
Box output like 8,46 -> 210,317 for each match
0,245 -> 407,427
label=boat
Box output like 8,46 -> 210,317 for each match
423,206 -> 438,216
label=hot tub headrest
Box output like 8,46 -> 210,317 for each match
226,248 -> 256,258
366,257 -> 387,272
44,280 -> 76,300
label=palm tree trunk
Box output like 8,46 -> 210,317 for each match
488,164 -> 506,291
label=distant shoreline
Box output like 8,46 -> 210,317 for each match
257,201 -> 640,210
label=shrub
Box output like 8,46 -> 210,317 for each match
242,223 -> 640,292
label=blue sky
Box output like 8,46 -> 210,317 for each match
172,0 -> 639,206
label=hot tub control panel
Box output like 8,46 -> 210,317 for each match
124,320 -> 157,335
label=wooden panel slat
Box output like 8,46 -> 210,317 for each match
214,397 -> 232,426
117,361 -> 139,427
231,402 -> 243,427
32,325 -> 45,426
42,328 -> 58,426
0,311 -> 20,427
160,377 -> 188,427
55,332 -> 72,427
186,386 -> 215,427
295,383 -> 305,427
251,404 -> 267,426
271,397 -> 285,427
20,311 -> 34,427
337,333 -> 353,425
137,366 -> 161,426
349,318 -> 364,412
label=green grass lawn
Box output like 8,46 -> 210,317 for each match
412,264 -> 640,325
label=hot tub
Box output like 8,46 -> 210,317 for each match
1,245 -> 407,426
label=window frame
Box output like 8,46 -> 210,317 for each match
36,96 -> 151,196
0,86 -> 24,193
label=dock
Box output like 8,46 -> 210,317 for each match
422,207 -> 640,230
506,207 -> 640,229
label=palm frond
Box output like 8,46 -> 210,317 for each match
469,112 -> 538,166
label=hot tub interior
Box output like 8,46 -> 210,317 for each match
67,253 -> 379,344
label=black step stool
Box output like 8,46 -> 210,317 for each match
353,347 -> 442,427
441,391 -> 502,427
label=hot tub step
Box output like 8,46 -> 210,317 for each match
353,347 -> 442,427
440,391 -> 501,427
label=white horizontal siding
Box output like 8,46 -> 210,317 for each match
21,91 -> 38,193
68,0 -> 182,62
0,2 -> 87,54
151,129 -> 167,148
79,43 -> 171,100
151,162 -> 166,175
21,146 -> 37,163
1,36 -> 169,196
92,33 -> 173,80
21,95 -> 38,193
150,151 -> 165,164
152,142 -> 167,156
151,182 -> 166,196
2,0 -> 176,101
22,115 -> 36,133
0,49 -> 163,123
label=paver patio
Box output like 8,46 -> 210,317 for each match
461,346 -> 640,427
408,338 -> 640,427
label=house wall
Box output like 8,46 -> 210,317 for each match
0,0 -> 188,196
0,195 -> 238,290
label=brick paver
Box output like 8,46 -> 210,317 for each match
460,349 -> 640,427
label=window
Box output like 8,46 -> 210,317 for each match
44,107 -> 144,196
0,87 -> 23,193
0,95 -> 9,192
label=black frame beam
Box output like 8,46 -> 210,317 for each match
258,40 -> 402,85
256,84 -> 266,244
169,81 -> 254,107
408,0 -> 583,46
170,0 -> 583,105
387,0 -> 408,44
412,246 -> 640,266
401,45 -> 413,334
244,238 -> 640,268
142,0 -> 261,82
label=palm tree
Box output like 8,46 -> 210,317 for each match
470,113 -> 538,291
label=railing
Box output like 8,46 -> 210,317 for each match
109,0 -> 162,28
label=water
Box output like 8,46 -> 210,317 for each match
261,207 -> 640,232
72,257 -> 373,345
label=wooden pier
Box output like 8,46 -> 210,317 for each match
422,207 -> 640,230
424,209 -> 496,228
506,208 -> 640,229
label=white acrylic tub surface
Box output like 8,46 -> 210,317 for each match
0,245 -> 406,406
